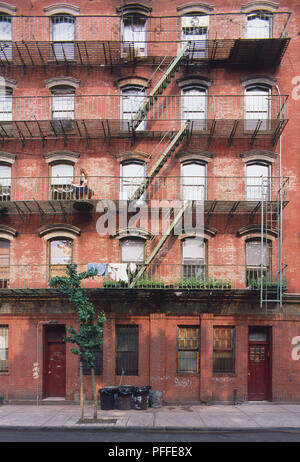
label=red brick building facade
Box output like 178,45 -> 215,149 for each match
0,0 -> 299,404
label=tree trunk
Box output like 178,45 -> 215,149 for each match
79,362 -> 84,422
91,367 -> 97,420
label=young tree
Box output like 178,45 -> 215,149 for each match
49,263 -> 106,421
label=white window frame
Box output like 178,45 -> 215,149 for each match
122,14 -> 147,56
51,14 -> 76,60
0,163 -> 11,201
0,87 -> 12,121
246,11 -> 273,39
181,14 -> 209,58
246,239 -> 271,284
182,237 -> 206,280
245,161 -> 271,201
181,160 -> 207,201
120,237 -> 145,264
48,237 -> 73,279
244,84 -> 271,131
0,14 -> 12,61
182,85 -> 207,130
120,160 -> 146,201
50,162 -> 74,199
121,86 -> 146,131
51,86 -> 75,120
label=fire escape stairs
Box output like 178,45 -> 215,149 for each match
127,44 -> 194,288
130,43 -> 190,133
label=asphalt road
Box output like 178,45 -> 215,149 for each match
1,429 -> 300,443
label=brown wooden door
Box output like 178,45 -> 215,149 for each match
45,341 -> 66,398
248,342 -> 270,400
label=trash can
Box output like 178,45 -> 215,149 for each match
149,390 -> 163,408
133,386 -> 151,410
117,386 -> 134,410
99,386 -> 118,410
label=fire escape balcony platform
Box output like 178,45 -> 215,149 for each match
0,117 -> 288,147
0,198 -> 288,219
228,38 -> 290,68
3,38 -> 289,70
0,263 -> 287,297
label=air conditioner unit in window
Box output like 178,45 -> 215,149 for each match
181,15 -> 209,28
121,44 -> 146,59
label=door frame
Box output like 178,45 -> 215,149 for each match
248,326 -> 272,401
43,324 -> 66,399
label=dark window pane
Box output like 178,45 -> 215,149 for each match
0,325 -> 8,372
177,327 -> 200,373
116,325 -> 138,376
213,327 -> 235,373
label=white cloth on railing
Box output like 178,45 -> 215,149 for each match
128,263 -> 137,274
87,263 -> 108,277
107,263 -> 129,283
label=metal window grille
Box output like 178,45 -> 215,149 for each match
213,327 -> 235,373
177,326 -> 200,373
116,324 -> 138,376
0,325 -> 8,372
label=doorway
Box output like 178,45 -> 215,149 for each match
44,324 -> 66,398
248,326 -> 271,401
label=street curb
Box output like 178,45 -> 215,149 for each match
1,425 -> 300,433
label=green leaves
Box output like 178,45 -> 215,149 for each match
49,263 -> 106,369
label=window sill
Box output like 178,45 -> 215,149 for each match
176,371 -> 199,375
213,373 -> 236,377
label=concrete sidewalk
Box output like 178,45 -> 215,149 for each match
1,402 -> 300,431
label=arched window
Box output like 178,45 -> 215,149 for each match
121,85 -> 146,131
0,238 -> 10,288
0,14 -> 12,61
120,237 -> 145,263
181,13 -> 209,58
246,11 -> 273,39
182,237 -> 206,280
246,238 -> 271,285
51,14 -> 75,60
181,160 -> 207,200
245,160 -> 271,200
244,84 -> 271,131
120,159 -> 146,201
182,85 -> 207,130
48,237 -> 73,279
50,161 -> 74,200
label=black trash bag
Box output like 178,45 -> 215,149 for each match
133,386 -> 151,395
117,386 -> 134,410
99,387 -> 118,410
132,386 -> 151,410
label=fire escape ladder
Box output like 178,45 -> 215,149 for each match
129,201 -> 190,288
131,43 -> 190,132
129,120 -> 190,202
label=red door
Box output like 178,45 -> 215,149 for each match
248,342 -> 270,400
45,331 -> 66,398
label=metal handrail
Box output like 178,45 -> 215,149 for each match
0,176 -> 289,203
